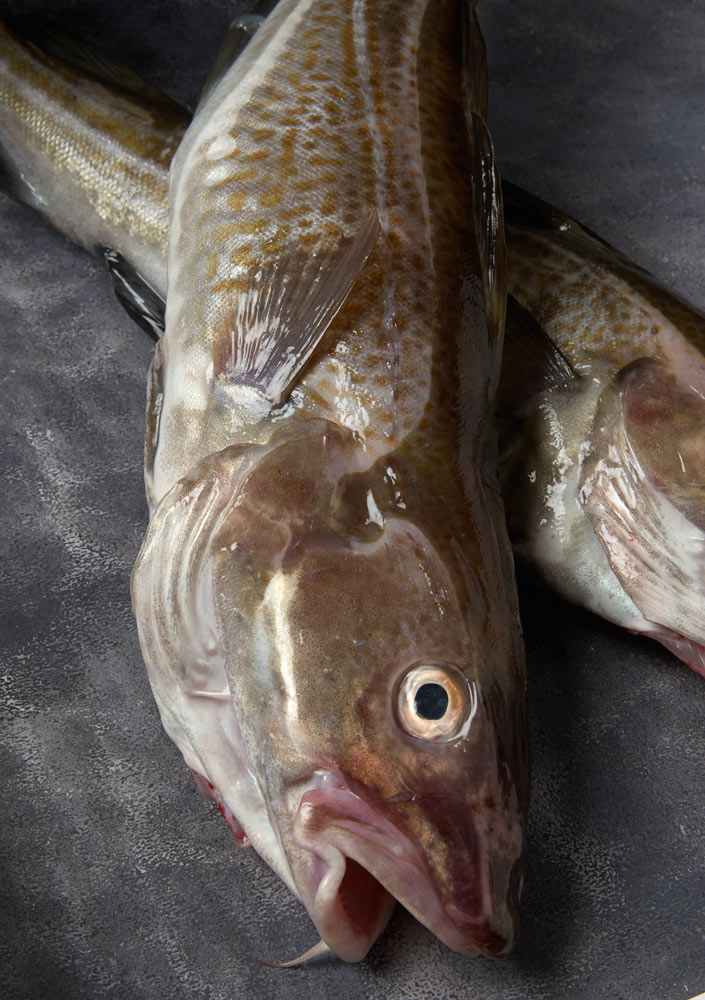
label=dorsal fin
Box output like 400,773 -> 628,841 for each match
219,210 -> 380,406
502,180 -> 649,276
462,1 -> 488,120
195,0 -> 281,114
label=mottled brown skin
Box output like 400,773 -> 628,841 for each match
158,0 -> 498,497
500,184 -> 705,674
506,225 -> 705,370
0,4 -> 528,960
504,193 -> 705,539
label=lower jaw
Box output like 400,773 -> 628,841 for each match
291,786 -> 492,961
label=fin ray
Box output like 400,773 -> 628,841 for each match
502,293 -> 579,404
223,210 -> 380,405
467,112 -> 506,358
462,1 -> 488,120
579,366 -> 705,649
502,179 -> 652,279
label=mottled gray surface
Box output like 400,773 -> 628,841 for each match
1,1 -> 704,998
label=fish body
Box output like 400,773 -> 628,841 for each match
0,17 -> 185,294
130,0 -> 527,962
501,183 -> 705,675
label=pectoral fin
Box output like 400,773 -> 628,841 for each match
100,247 -> 166,342
500,294 -> 579,414
220,210 -> 380,405
579,360 -> 705,660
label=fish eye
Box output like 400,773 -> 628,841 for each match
395,662 -> 476,742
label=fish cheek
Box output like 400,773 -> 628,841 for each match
280,520 -> 474,790
352,655 -> 520,938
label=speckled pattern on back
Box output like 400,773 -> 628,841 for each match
506,227 -> 705,373
157,0 -> 480,497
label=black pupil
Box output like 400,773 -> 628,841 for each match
414,683 -> 449,721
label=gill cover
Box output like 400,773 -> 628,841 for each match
131,430 -> 299,891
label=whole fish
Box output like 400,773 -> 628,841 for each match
132,0 -> 527,962
0,4 -> 528,963
4,14 -> 703,690
500,182 -> 705,676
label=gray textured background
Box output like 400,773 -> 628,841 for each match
2,2 -> 704,998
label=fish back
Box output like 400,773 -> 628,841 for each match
157,0 -> 487,499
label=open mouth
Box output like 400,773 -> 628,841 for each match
292,787 -> 397,961
290,779 -> 500,962
337,857 -> 393,940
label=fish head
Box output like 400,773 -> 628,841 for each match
205,421 -> 527,961
580,356 -> 705,672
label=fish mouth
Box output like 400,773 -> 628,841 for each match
291,780 -> 507,962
